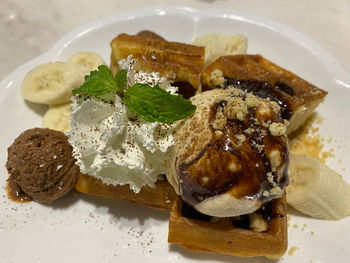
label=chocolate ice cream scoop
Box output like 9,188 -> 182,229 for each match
6,128 -> 79,204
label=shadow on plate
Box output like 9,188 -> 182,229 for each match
287,205 -> 308,218
24,100 -> 48,117
76,191 -> 170,224
44,190 -> 80,209
169,245 -> 277,263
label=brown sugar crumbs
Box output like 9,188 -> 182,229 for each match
288,246 -> 299,255
289,114 -> 335,163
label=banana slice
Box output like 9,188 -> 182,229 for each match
287,154 -> 350,220
67,52 -> 105,71
43,102 -> 71,132
21,62 -> 89,105
192,33 -> 247,68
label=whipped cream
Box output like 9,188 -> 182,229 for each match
67,56 -> 178,192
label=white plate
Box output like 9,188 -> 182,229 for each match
1,6 -> 349,263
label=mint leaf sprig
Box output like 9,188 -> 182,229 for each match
72,66 -> 126,100
72,65 -> 196,123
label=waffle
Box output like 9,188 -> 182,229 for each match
74,39 -> 313,259
168,196 -> 288,259
201,55 -> 327,134
136,30 -> 165,41
76,173 -> 288,258
75,173 -> 177,210
110,33 -> 204,92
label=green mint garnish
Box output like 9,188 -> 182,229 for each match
124,83 -> 196,123
72,65 -> 196,123
72,65 -> 125,96
115,68 -> 127,93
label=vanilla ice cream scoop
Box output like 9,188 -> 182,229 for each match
167,85 -> 289,217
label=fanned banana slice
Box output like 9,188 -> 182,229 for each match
287,154 -> 350,220
42,102 -> 71,133
21,62 -> 89,105
192,33 -> 247,67
67,52 -> 106,71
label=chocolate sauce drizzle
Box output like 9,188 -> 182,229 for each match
6,176 -> 31,203
224,78 -> 293,120
178,79 -> 290,208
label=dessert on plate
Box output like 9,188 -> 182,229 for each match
64,32 -> 312,259
5,30 -> 350,260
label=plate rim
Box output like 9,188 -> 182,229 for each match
1,5 -> 350,93
0,5 -> 349,262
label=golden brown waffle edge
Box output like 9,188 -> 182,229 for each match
168,196 -> 288,259
201,55 -> 327,134
75,173 -> 177,210
110,33 -> 204,91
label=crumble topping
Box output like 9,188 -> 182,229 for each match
224,97 -> 248,121
235,134 -> 246,147
269,122 -> 287,136
289,114 -> 335,163
245,93 -> 259,108
209,69 -> 225,86
207,85 -> 287,199
211,107 -> 227,130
